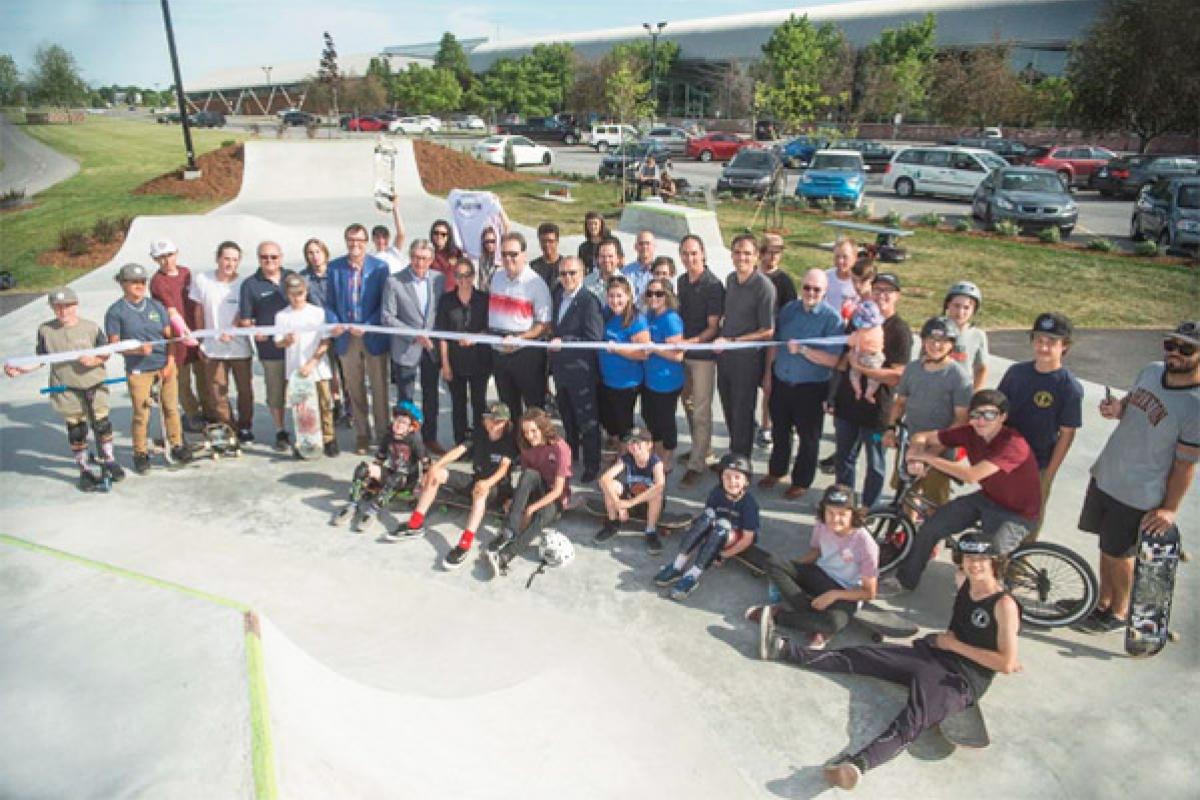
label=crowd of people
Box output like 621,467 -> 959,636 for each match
7,195 -> 1198,791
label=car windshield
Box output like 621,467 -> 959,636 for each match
612,143 -> 650,157
1179,186 -> 1200,209
480,136 -> 503,145
730,151 -> 775,169
980,154 -> 1009,170
810,154 -> 862,170
1000,172 -> 1064,193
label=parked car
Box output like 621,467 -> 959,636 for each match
275,106 -> 302,119
945,136 -> 1031,160
755,119 -> 782,141
280,111 -> 316,127
156,111 -> 181,124
972,166 -> 1078,236
776,135 -> 830,167
389,116 -> 438,135
497,116 -> 581,145
346,115 -> 387,132
590,123 -> 641,152
1092,154 -> 1200,198
597,141 -> 674,180
1020,144 -> 1117,188
883,146 -> 1008,199
1131,177 -> 1200,255
645,126 -> 691,155
452,114 -> 486,131
832,139 -> 893,172
716,148 -> 785,197
796,149 -> 868,208
472,135 -> 553,167
188,111 -> 225,128
687,132 -> 754,162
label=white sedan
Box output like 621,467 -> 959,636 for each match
388,116 -> 439,135
472,135 -> 553,167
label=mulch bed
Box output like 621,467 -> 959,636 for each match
413,139 -> 535,194
133,143 -> 245,202
37,232 -> 126,269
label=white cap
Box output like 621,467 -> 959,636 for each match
149,238 -> 178,258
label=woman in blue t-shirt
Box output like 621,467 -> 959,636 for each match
640,277 -> 686,469
598,275 -> 649,441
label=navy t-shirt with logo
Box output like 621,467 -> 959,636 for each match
703,485 -> 761,533
104,297 -> 170,373
997,361 -> 1083,469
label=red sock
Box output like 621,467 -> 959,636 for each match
459,530 -> 475,549
408,511 -> 425,529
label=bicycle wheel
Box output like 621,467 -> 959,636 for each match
1005,542 -> 1098,628
864,510 -> 915,574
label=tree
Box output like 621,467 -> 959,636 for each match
470,45 -> 576,118
527,43 -> 575,112
754,15 -> 852,130
315,31 -> 342,117
0,55 -> 22,106
856,14 -> 936,121
1025,76 -> 1073,127
604,57 -> 654,123
366,55 -> 395,105
391,64 -> 462,114
28,44 -> 87,108
434,32 -> 473,91
930,44 -> 1025,127
1067,0 -> 1200,151
341,74 -> 387,114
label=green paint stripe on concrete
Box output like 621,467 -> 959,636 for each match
0,535 -> 280,800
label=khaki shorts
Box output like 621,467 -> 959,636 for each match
50,384 -> 110,422
262,359 -> 287,410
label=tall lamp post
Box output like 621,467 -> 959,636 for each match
642,21 -> 667,119
159,0 -> 198,174
262,65 -> 273,115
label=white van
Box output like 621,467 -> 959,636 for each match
590,123 -> 640,152
882,146 -> 1009,199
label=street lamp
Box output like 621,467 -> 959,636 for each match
262,65 -> 273,115
158,0 -> 198,175
642,21 -> 667,119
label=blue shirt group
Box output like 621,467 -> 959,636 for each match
599,310 -> 648,389
644,309 -> 685,393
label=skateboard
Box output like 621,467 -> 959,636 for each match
582,496 -> 693,532
374,136 -> 397,213
1126,525 -> 1183,658
286,370 -> 323,459
194,423 -> 242,460
939,702 -> 990,748
148,375 -> 175,464
734,545 -> 919,642
435,483 -> 511,521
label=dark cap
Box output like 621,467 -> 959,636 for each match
873,272 -> 901,291
621,427 -> 652,444
47,286 -> 78,305
1169,321 -> 1200,347
114,263 -> 149,283
957,533 -> 1000,557
1031,312 -> 1072,339
482,402 -> 511,422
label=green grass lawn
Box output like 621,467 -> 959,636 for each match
487,180 -> 1198,330
1,118 -> 245,292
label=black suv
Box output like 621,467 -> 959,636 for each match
280,111 -> 316,126
188,111 -> 226,128
1093,155 -> 1200,198
496,116 -> 582,146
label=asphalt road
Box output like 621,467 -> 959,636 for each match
989,328 -> 1169,389
0,113 -> 80,197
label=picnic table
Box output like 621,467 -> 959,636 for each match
822,220 -> 913,262
535,178 -> 578,203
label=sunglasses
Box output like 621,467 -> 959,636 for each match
454,272 -> 474,280
801,285 -> 822,293
259,254 -> 281,260
1164,339 -> 1198,356
646,290 -> 667,298
558,270 -> 580,277
501,251 -> 521,259
969,408 -> 1002,421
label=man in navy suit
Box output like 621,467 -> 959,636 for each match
549,255 -> 604,483
327,223 -> 392,454
382,239 -> 447,454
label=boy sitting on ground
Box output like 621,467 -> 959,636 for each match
594,427 -> 667,554
332,401 -> 427,532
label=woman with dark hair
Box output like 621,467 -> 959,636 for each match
640,277 -> 685,469
301,237 -> 345,424
745,484 -> 879,650
477,227 -> 500,292
598,275 -> 650,443
429,218 -> 464,290
576,211 -> 609,274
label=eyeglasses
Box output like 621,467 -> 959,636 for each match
501,251 -> 521,259
454,272 -> 474,281
1164,339 -> 1198,356
924,333 -> 952,342
558,270 -> 580,277
259,254 -> 281,260
968,408 -> 1002,421
346,237 -> 367,244
646,290 -> 667,298
801,285 -> 822,293
432,230 -> 449,238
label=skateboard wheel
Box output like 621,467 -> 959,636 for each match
1180,551 -> 1191,563
1167,631 -> 1180,642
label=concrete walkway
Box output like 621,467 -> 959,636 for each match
0,113 -> 80,197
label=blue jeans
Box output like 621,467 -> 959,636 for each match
834,417 -> 886,508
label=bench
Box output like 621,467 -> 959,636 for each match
822,220 -> 913,263
535,178 -> 579,203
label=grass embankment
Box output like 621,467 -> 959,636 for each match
487,180 -> 1198,330
0,118 -> 245,292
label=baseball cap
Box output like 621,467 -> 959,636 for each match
621,427 -> 652,444
873,272 -> 902,291
821,484 -> 856,508
1031,312 -> 1072,339
482,402 -> 511,421
47,286 -> 78,305
1168,321 -> 1200,347
957,533 -> 1000,557
149,239 -> 178,258
114,263 -> 149,283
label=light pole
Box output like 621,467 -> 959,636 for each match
159,0 -> 197,174
642,21 -> 667,119
262,65 -> 273,115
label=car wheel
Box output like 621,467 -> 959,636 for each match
894,178 -> 915,197
1158,228 -> 1172,253
699,150 -> 713,163
1130,214 -> 1145,241
563,134 -> 577,146
1060,226 -> 1074,239
542,152 -> 552,166
597,142 -> 609,153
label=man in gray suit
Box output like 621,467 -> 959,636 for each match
382,238 -> 447,453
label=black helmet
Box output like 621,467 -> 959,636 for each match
957,533 -> 1000,557
820,484 -> 857,508
920,316 -> 960,341
717,452 -> 752,480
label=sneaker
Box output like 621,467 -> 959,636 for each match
823,760 -> 862,791
759,603 -> 778,659
669,573 -> 700,601
385,523 -> 423,542
323,440 -> 340,457
274,430 -> 291,452
594,520 -> 619,544
653,564 -> 684,587
644,531 -> 663,555
355,436 -> 371,455
77,470 -> 100,492
807,632 -> 829,650
237,428 -> 255,443
133,452 -> 151,475
679,469 -> 703,489
331,505 -> 355,527
445,535 -> 473,569
755,428 -> 773,448
818,454 -> 836,475
1081,609 -> 1125,634
875,575 -> 908,598
784,485 -> 807,500
105,461 -> 126,482
170,444 -> 194,464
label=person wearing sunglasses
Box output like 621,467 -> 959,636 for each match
434,257 -> 492,447
428,219 -> 463,291
640,278 -> 685,470
237,240 -> 298,452
548,256 -> 604,482
887,389 -> 1042,593
599,276 -> 650,445
1075,320 -> 1200,634
487,231 -> 551,417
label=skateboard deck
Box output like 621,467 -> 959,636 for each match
436,484 -> 510,520
1126,525 -> 1182,658
939,702 -> 990,749
374,136 -> 397,213
148,376 -> 175,464
287,370 -> 323,459
196,423 -> 241,460
583,496 -> 693,532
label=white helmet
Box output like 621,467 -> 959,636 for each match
538,531 -> 575,568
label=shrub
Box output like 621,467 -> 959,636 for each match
994,220 -> 1020,238
58,227 -> 90,256
115,214 -> 135,233
884,210 -> 903,227
1087,237 -> 1115,252
919,212 -> 942,228
1037,227 -> 1061,244
220,139 -> 235,148
816,197 -> 837,214
954,218 -> 972,232
851,202 -> 872,220
92,217 -> 120,243
1133,240 -> 1160,257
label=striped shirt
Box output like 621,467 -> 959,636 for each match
487,266 -> 551,335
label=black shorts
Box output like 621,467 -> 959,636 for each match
1078,479 -> 1146,558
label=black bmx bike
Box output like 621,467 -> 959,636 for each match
866,427 -> 1098,628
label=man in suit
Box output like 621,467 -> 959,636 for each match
382,238 -> 447,454
549,255 -> 604,483
327,223 -> 392,454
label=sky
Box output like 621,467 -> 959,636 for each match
2,0 -> 846,88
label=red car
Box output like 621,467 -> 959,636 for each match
346,115 -> 387,132
1022,144 -> 1117,188
686,133 -> 754,162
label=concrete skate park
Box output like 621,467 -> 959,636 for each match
1,139 -> 1196,799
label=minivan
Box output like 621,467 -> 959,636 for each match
883,146 -> 1009,199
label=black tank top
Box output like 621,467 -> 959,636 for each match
946,583 -> 1011,698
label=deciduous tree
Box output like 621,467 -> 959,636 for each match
754,15 -> 852,129
28,44 -> 87,108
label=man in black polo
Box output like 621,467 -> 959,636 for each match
237,240 -> 296,451
677,234 -> 724,488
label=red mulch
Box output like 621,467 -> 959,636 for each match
133,143 -> 245,202
413,139 -> 535,194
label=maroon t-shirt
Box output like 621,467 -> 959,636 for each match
520,438 -> 573,508
937,425 -> 1041,520
150,267 -> 199,365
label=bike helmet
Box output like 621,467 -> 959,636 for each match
851,299 -> 884,330
957,533 -> 1000,557
920,316 -> 961,341
538,531 -> 576,568
820,484 -> 857,509
717,452 -> 753,481
393,400 -> 423,424
944,281 -> 982,311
